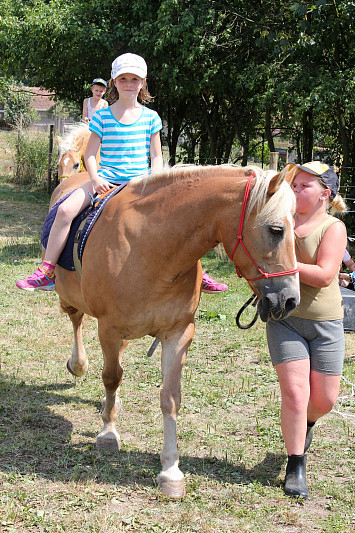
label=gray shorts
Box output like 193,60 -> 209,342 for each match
266,316 -> 345,375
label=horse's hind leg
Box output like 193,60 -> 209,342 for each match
158,322 -> 195,498
96,320 -> 128,450
60,301 -> 88,377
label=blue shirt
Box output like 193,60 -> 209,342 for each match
89,106 -> 162,183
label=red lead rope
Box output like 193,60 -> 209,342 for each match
229,175 -> 299,282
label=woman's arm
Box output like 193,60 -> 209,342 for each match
84,132 -> 111,194
298,221 -> 347,288
150,131 -> 163,171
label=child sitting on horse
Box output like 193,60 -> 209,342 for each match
82,77 -> 108,123
16,53 -> 227,294
17,54 -> 163,291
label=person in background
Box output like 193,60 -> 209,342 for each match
339,246 -> 355,288
82,78 -> 108,124
201,272 -> 228,293
266,162 -> 347,499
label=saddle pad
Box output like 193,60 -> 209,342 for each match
41,184 -> 127,271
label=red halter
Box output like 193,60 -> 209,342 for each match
229,175 -> 299,282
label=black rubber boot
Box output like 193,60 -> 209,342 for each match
284,454 -> 308,499
304,422 -> 315,453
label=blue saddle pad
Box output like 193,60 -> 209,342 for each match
41,184 -> 127,271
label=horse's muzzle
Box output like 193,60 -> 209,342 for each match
257,286 -> 299,322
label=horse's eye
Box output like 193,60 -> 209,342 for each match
73,163 -> 80,170
269,225 -> 284,237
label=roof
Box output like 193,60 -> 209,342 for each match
14,86 -> 56,111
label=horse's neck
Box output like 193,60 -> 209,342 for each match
130,171 -> 242,264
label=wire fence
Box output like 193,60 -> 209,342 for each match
339,178 -> 355,245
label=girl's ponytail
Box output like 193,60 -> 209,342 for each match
330,193 -> 347,215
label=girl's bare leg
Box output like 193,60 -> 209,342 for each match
44,181 -> 94,265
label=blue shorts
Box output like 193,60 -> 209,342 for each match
266,316 -> 344,375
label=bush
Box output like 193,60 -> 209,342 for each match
1,85 -> 38,129
8,131 -> 57,190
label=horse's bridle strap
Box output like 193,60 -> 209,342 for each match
229,174 -> 299,282
79,155 -> 86,172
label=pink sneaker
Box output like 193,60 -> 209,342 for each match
16,267 -> 55,291
202,272 -> 228,294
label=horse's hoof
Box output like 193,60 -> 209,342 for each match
66,359 -> 88,377
159,478 -> 186,499
96,430 -> 120,451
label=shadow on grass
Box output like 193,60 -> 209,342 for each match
0,183 -> 50,204
0,374 -> 285,490
0,241 -> 41,263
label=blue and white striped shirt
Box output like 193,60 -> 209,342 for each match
89,106 -> 162,183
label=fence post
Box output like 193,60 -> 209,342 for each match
269,152 -> 279,171
47,124 -> 54,194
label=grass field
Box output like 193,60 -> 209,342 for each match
0,180 -> 354,533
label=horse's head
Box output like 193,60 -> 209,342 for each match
57,148 -> 82,181
56,129 -> 89,181
231,166 -> 300,322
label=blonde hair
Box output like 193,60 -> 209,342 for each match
106,79 -> 153,105
246,167 -> 296,225
315,177 -> 347,214
329,193 -> 347,215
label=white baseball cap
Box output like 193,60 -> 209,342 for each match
111,53 -> 147,80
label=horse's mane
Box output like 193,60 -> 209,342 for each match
58,122 -> 90,158
138,164 -> 295,226
246,166 -> 295,226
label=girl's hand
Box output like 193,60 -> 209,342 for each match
91,176 -> 111,195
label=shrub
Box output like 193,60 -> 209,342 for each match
1,85 -> 38,129
8,131 -> 57,190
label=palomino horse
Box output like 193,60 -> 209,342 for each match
51,164 -> 299,498
56,123 -> 99,181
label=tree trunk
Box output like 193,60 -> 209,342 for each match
222,126 -> 236,163
265,105 -> 276,152
302,109 -> 313,162
294,132 -> 302,163
336,107 -> 351,182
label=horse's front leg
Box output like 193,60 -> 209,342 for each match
96,320 -> 128,450
60,301 -> 88,377
158,322 -> 195,498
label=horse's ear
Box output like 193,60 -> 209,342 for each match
282,163 -> 298,185
268,164 -> 298,195
57,136 -> 62,147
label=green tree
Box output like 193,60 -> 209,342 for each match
0,0 -> 354,176
0,82 -> 38,128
